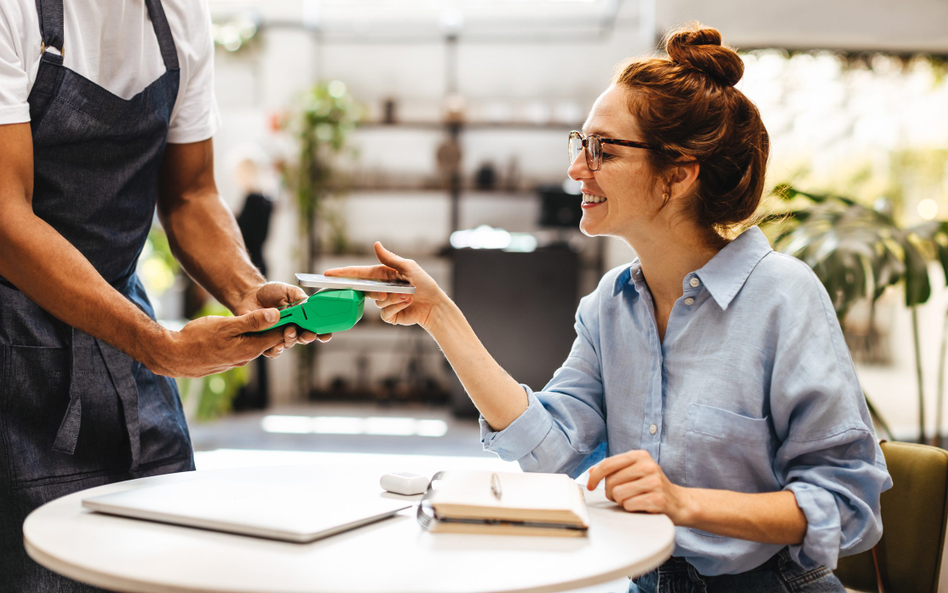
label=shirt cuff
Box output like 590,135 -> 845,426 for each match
479,386 -> 554,462
786,481 -> 843,569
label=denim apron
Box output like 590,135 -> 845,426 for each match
0,0 -> 194,589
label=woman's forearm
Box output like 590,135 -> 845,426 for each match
427,298 -> 529,430
681,488 -> 807,545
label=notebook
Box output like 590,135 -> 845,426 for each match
82,474 -> 411,543
417,470 -> 590,537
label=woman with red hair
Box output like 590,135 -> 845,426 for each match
329,24 -> 890,592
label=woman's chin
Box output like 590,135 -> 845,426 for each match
579,211 -> 607,237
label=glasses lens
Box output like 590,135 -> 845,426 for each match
586,136 -> 601,171
568,132 -> 584,165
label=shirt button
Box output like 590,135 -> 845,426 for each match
649,424 -> 657,435
690,277 -> 700,288
684,297 -> 694,306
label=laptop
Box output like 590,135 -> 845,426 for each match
82,473 -> 411,543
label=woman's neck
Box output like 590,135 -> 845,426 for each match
625,223 -> 723,307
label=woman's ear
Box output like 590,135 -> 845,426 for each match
667,160 -> 700,200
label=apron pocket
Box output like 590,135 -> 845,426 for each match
1,345 -> 129,486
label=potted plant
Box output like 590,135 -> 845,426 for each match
768,185 -> 948,443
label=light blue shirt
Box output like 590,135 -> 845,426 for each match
480,226 -> 892,576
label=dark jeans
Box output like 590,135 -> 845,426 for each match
630,549 -> 845,593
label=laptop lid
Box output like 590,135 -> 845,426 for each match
82,473 -> 411,543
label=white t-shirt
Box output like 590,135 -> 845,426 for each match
0,0 -> 220,144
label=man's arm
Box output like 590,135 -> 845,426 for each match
156,140 -> 321,351
0,123 -> 285,376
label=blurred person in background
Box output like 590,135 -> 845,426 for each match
231,146 -> 277,410
328,23 -> 891,593
0,1 -> 325,589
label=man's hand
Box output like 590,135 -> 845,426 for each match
146,307 -> 287,377
586,450 -> 695,524
235,281 -> 330,357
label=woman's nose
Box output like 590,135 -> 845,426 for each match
567,153 -> 592,181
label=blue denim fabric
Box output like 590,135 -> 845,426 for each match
629,550 -> 845,593
481,226 -> 892,574
0,1 -> 194,590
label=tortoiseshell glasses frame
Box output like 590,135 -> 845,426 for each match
568,130 -> 657,171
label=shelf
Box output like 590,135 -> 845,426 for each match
356,120 -> 582,131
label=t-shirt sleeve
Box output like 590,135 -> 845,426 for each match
167,0 -> 220,144
0,2 -> 30,125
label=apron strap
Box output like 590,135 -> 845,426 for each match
52,327 -> 82,455
52,328 -> 143,471
96,339 -> 143,471
144,0 -> 179,72
33,0 -> 64,57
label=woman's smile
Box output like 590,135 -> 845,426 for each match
581,191 -> 608,209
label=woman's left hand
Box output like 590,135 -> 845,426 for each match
586,450 -> 694,524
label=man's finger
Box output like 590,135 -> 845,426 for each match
239,332 -> 285,359
232,308 -> 280,334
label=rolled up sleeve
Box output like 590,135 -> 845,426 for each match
480,290 -> 607,478
771,268 -> 891,569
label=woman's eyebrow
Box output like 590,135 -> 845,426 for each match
582,127 -> 619,138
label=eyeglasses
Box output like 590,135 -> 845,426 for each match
568,130 -> 656,171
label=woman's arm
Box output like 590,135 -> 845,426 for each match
326,242 -> 528,430
586,450 -> 806,545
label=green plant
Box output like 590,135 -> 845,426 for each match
280,80 -> 361,399
282,80 -> 361,271
768,185 -> 948,443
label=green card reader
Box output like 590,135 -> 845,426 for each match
260,289 -> 365,335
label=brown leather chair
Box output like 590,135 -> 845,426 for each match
835,441 -> 948,593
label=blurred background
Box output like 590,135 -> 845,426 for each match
140,0 -> 948,458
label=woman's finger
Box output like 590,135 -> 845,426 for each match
374,242 -> 413,275
364,291 -> 388,301
379,298 -> 413,324
324,265 -> 398,282
611,474 -> 662,505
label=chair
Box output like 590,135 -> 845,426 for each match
835,441 -> 948,593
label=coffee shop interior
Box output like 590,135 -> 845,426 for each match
11,0 -> 948,591
175,0 -> 948,462
166,0 -> 946,565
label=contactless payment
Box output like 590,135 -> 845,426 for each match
256,289 -> 365,335
295,273 -> 416,295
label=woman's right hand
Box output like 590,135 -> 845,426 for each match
324,242 -> 448,332
146,308 -> 287,378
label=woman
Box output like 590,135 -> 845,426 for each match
328,24 -> 891,592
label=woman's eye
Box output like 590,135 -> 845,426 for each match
601,152 -> 617,161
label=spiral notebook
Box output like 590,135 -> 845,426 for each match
417,470 -> 590,537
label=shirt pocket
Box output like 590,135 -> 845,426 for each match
684,403 -> 780,494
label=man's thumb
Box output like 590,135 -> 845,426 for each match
235,308 -> 280,333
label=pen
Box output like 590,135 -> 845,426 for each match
490,473 -> 502,500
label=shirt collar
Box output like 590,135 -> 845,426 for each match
611,226 -> 773,310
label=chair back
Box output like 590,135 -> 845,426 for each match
835,441 -> 948,593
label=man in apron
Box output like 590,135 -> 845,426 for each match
0,1 -> 324,589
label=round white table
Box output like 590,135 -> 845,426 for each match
24,453 -> 675,593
